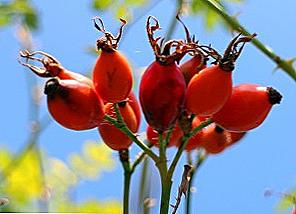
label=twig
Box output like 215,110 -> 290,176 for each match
201,0 -> 296,82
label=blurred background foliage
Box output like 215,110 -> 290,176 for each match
0,0 -> 295,213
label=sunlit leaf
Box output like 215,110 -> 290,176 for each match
0,15 -> 11,27
45,158 -> 78,195
277,190 -> 296,212
125,0 -> 146,6
115,4 -> 132,21
190,0 -> 244,30
58,200 -> 121,213
92,0 -> 113,10
205,8 -> 220,30
69,141 -> 115,180
2,148 -> 43,204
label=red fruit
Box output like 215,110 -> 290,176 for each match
19,50 -> 93,85
140,61 -> 186,132
200,125 -> 230,154
147,124 -> 183,148
180,54 -> 206,85
139,16 -> 193,132
185,64 -> 233,116
291,208 -> 296,214
185,34 -> 255,116
226,131 -> 246,147
92,18 -> 133,103
99,102 -> 138,150
212,84 -> 282,132
44,78 -> 104,131
128,92 -> 141,129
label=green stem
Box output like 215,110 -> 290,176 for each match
119,150 -> 131,214
201,0 -> 296,82
104,115 -> 159,162
168,119 -> 213,179
159,169 -> 173,214
185,152 -> 207,214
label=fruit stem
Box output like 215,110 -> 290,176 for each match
201,0 -> 296,82
185,151 -> 207,214
168,119 -> 213,180
104,115 -> 159,162
119,150 -> 131,214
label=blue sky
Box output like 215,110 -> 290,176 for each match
0,0 -> 296,213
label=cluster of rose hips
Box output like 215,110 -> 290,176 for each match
19,16 -> 282,155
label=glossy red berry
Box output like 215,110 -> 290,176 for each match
180,54 -> 206,85
92,18 -> 133,103
140,61 -> 186,132
139,16 -> 192,132
99,102 -> 138,150
44,78 -> 104,131
200,125 -> 230,154
185,64 -> 233,116
212,84 -> 282,132
185,34 -> 255,116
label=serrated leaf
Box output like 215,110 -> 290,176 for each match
92,0 -> 113,10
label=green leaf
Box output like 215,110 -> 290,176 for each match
23,10 -> 38,30
125,0 -> 146,6
0,15 -> 11,27
205,8 -> 220,30
92,0 -> 113,10
115,4 -> 132,21
190,0 -> 244,30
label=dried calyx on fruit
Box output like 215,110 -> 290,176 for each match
177,15 -> 208,85
19,51 -> 105,131
139,16 -> 196,133
185,33 -> 256,116
18,50 -> 93,85
92,17 -> 133,103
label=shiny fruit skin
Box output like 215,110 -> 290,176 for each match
93,50 -> 133,103
147,124 -> 183,148
139,61 -> 186,132
128,92 -> 141,129
180,54 -> 206,85
45,79 -> 104,131
212,84 -> 281,132
99,102 -> 138,150
185,65 -> 232,116
200,125 -> 230,154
